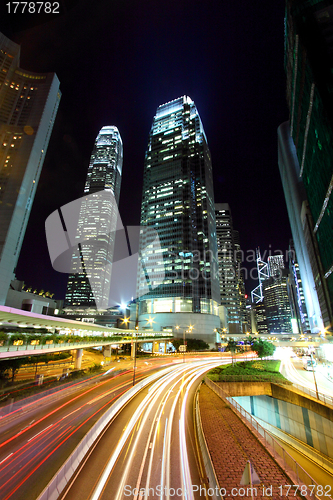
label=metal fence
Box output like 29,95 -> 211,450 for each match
290,382 -> 333,408
204,377 -> 328,500
208,374 -> 292,383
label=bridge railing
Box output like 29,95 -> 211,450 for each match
204,377 -> 325,500
290,382 -> 333,408
0,336 -> 172,354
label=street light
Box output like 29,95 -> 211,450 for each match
310,353 -> 319,399
133,325 -> 138,386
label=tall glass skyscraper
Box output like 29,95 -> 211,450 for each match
284,0 -> 333,328
0,33 -> 61,305
137,96 -> 220,343
215,203 -> 245,333
64,126 -> 123,309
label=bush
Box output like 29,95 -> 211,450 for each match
207,360 -> 289,383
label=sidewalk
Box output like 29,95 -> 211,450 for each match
199,384 -> 301,499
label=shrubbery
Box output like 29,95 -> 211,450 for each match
207,360 -> 289,383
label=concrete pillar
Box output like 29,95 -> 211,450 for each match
74,348 -> 83,369
103,345 -> 111,357
162,342 -> 167,354
131,341 -> 136,359
153,341 -> 160,353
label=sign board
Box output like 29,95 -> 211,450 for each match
179,345 -> 187,352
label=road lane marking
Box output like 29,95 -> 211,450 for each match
61,407 -> 82,419
27,424 -> 53,442
0,453 -> 13,464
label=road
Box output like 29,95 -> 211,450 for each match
0,357 -> 182,500
0,355 -> 227,500
60,358 -> 224,500
280,356 -> 333,400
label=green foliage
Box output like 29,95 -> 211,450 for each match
207,360 -> 288,383
251,339 -> 276,359
88,363 -> 103,373
0,358 -> 25,382
224,340 -> 241,354
172,338 -> 209,351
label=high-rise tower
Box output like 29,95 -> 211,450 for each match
278,121 -> 324,332
215,204 -> 245,333
284,0 -> 333,328
64,126 -> 123,309
137,96 -> 220,343
0,33 -> 60,304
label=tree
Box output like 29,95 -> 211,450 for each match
0,358 -> 24,382
171,338 -> 209,351
252,338 -> 275,359
224,340 -> 241,364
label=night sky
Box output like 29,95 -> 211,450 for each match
0,0 -> 290,299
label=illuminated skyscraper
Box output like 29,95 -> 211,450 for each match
215,204 -> 245,333
0,33 -> 60,304
284,0 -> 333,328
263,257 -> 293,334
137,96 -> 220,343
64,126 -> 123,309
278,121 -> 323,332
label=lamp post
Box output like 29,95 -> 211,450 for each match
310,353 -> 319,399
133,302 -> 139,386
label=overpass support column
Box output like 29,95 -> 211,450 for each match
153,341 -> 160,353
74,349 -> 83,369
131,341 -> 137,359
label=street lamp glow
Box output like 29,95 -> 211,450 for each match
147,316 -> 155,327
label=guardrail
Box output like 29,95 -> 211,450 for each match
207,374 -> 291,383
0,337 -> 172,357
290,382 -> 333,408
204,377 -> 326,500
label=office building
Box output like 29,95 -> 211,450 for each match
278,121 -> 324,332
64,126 -> 123,310
263,257 -> 293,334
0,32 -> 60,304
137,96 -> 220,343
287,240 -> 310,334
284,0 -> 333,328
254,301 -> 268,335
215,204 -> 245,333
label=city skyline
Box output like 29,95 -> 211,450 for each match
0,1 -> 291,299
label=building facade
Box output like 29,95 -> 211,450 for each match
263,257 -> 293,334
64,126 -> 123,310
0,32 -> 60,304
137,96 -> 220,343
287,240 -> 310,334
278,121 -> 324,332
215,204 -> 245,333
285,0 -> 333,328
